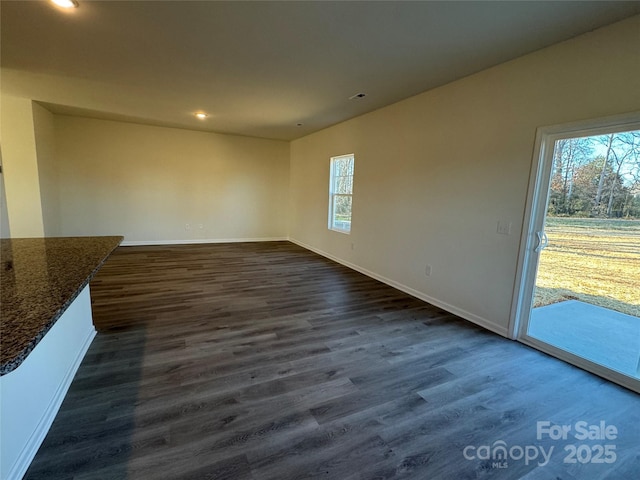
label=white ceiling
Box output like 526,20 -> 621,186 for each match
2,1 -> 639,141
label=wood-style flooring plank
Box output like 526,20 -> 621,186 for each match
22,241 -> 640,480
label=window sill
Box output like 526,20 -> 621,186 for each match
329,227 -> 351,235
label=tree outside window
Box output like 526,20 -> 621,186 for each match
329,154 -> 355,233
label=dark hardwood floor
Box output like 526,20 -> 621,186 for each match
25,242 -> 639,479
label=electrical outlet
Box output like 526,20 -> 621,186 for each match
185,223 -> 191,231
425,264 -> 432,276
497,221 -> 512,235
198,224 -> 204,230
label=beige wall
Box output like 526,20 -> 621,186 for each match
33,103 -> 60,237
289,16 -> 640,336
54,116 -> 290,243
0,95 -> 45,237
2,16 -> 637,334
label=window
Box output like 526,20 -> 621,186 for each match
328,154 -> 355,233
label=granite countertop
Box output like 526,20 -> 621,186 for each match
0,236 -> 123,375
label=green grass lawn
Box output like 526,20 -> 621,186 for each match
534,217 -> 640,317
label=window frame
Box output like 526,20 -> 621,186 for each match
328,153 -> 355,234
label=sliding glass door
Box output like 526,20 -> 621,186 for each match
512,113 -> 640,393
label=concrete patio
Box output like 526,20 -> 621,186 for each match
529,300 -> 640,379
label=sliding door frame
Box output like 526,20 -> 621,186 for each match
509,111 -> 640,393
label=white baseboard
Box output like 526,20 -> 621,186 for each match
289,237 -> 509,338
121,237 -> 288,247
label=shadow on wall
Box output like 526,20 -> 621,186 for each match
0,148 -> 11,239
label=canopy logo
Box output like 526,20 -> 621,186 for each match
463,420 -> 618,469
462,441 -> 553,468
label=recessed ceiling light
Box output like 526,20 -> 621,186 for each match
51,0 -> 79,8
195,112 -> 208,119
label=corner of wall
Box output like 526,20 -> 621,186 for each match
32,102 -> 60,237
0,95 -> 45,237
